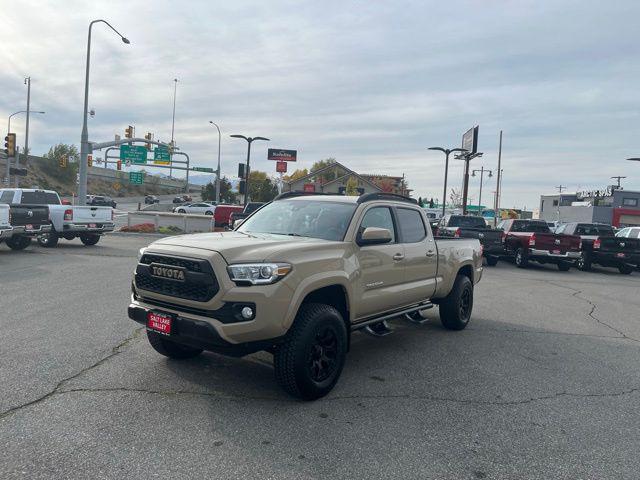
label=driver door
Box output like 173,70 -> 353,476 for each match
354,206 -> 406,320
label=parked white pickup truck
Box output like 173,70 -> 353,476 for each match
0,188 -> 114,247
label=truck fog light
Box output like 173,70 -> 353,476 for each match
241,307 -> 254,319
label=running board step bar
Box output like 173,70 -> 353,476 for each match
352,302 -> 434,333
364,320 -> 393,337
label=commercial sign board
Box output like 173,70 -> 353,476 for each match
120,144 -> 148,165
276,161 -> 287,173
303,183 -> 315,192
268,148 -> 297,162
462,126 -> 479,155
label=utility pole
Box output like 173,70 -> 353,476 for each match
22,77 -> 31,171
169,78 -> 178,179
472,166 -> 493,215
493,131 -> 503,226
610,176 -> 626,189
556,185 -> 566,193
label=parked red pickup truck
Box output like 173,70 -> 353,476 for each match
497,219 -> 581,271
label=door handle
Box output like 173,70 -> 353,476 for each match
393,253 -> 405,261
426,250 -> 436,257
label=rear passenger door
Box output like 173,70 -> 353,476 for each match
395,207 -> 438,302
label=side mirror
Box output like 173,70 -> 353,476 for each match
357,227 -> 392,246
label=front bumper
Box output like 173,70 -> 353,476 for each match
530,249 -> 580,260
129,300 -> 282,357
63,222 -> 115,233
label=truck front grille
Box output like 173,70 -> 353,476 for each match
136,254 -> 218,302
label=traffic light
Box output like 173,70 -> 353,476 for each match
125,125 -> 134,138
59,156 -> 68,168
145,132 -> 152,151
4,133 -> 16,156
117,160 -> 122,171
239,180 -> 246,194
87,155 -> 93,167
238,163 -> 246,178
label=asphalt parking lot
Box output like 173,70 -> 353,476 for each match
1,235 -> 639,479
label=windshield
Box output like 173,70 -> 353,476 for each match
237,200 -> 357,241
447,216 -> 487,228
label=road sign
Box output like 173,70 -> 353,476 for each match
192,167 -> 214,173
120,144 -> 148,165
276,161 -> 287,173
303,183 -> 315,192
268,148 -> 297,162
113,182 -> 121,191
462,126 -> 479,155
154,146 -> 171,165
129,171 -> 144,184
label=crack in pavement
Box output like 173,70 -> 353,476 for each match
36,385 -> 640,408
0,328 -> 144,420
545,280 -> 640,343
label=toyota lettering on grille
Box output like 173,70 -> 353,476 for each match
150,264 -> 186,282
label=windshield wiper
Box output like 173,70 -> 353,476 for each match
262,232 -> 307,237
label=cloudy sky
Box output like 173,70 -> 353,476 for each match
1,0 -> 639,208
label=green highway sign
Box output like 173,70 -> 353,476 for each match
120,144 -> 148,165
192,167 -> 214,173
129,171 -> 144,185
154,146 -> 171,165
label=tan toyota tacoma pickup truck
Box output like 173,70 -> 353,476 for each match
129,193 -> 483,400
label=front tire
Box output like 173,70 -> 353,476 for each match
486,255 -> 499,266
147,331 -> 203,359
37,232 -> 59,248
5,235 -> 31,250
514,248 -> 529,268
177,209 -> 186,214
439,274 -> 473,331
79,233 -> 100,246
274,303 -> 347,401
205,211 -> 213,215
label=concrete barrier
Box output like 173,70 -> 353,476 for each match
126,211 -> 215,233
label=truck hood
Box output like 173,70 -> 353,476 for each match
148,231 -> 329,263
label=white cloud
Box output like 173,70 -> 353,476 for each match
1,0 -> 640,207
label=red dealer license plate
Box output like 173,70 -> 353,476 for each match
88,223 -> 97,228
552,249 -> 561,254
26,224 -> 33,230
616,253 -> 626,258
147,311 -> 173,335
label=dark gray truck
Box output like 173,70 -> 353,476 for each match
556,222 -> 640,274
0,195 -> 51,251
436,214 -> 504,266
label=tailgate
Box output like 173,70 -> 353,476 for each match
71,206 -> 112,223
0,205 -> 9,228
599,237 -> 640,255
460,228 -> 503,245
535,233 -> 580,252
9,205 -> 50,227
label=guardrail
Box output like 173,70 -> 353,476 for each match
126,211 -> 215,233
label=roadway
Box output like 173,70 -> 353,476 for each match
1,235 -> 639,479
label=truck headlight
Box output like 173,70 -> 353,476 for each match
137,247 -> 146,261
227,263 -> 291,285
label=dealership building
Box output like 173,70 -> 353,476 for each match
539,188 -> 640,226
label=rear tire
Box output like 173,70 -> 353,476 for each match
147,331 -> 203,359
79,233 -> 100,246
5,235 -> 31,250
619,264 -> 633,275
486,255 -> 499,266
514,248 -> 529,268
177,209 -> 186,214
439,274 -> 473,331
37,232 -> 59,248
557,261 -> 571,271
577,252 -> 592,271
274,303 -> 347,401
205,211 -> 213,215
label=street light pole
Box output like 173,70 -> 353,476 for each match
22,77 -> 31,170
79,19 -> 130,206
230,134 -> 270,206
169,78 -> 178,178
209,121 -> 222,204
7,110 -> 44,186
472,166 -> 493,215
428,147 -> 468,217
